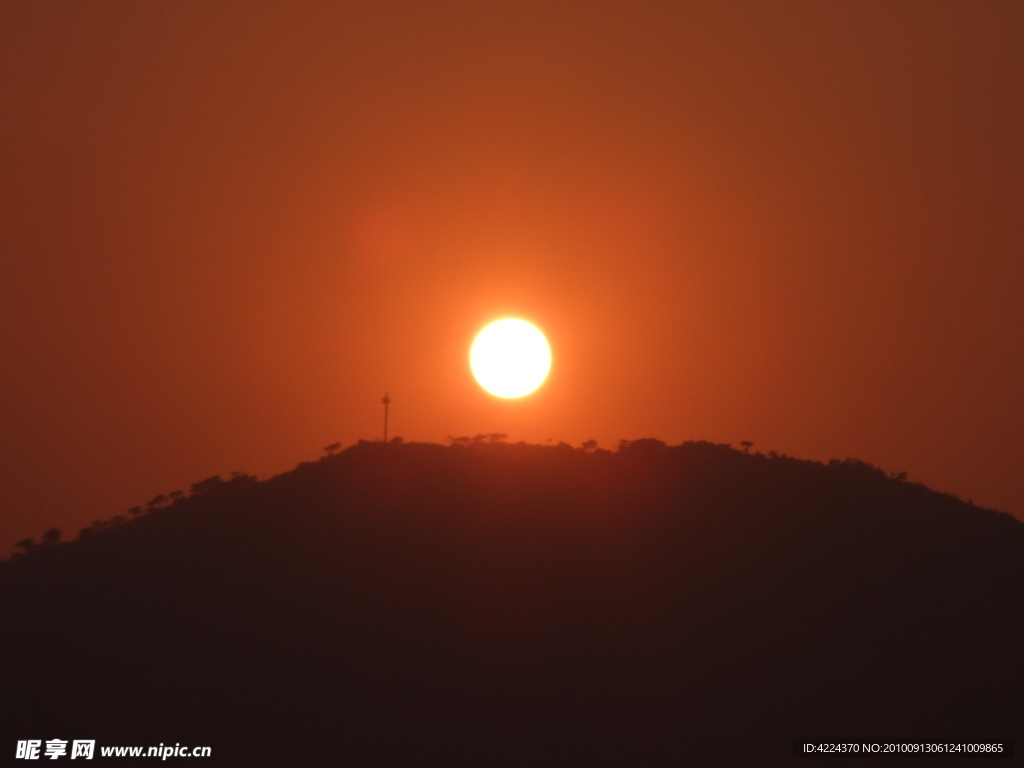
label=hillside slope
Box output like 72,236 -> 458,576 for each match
3,440 -> 1022,765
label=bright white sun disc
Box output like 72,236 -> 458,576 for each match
470,319 -> 551,398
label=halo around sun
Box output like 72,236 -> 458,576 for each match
470,319 -> 551,398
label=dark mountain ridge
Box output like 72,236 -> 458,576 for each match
3,440 -> 1022,765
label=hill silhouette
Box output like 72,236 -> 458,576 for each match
3,439 -> 1021,765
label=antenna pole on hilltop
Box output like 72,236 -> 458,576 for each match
382,392 -> 390,443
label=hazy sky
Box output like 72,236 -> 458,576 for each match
2,1 -> 1022,551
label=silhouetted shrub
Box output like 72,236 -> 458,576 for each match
14,537 -> 36,554
190,475 -> 226,496
40,528 -> 61,546
617,437 -> 667,454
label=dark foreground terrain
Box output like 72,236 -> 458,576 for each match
3,440 -> 1022,765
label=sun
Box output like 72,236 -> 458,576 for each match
470,318 -> 552,398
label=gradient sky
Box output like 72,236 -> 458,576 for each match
2,1 -> 1022,552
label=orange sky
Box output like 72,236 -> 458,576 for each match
2,1 -> 1023,551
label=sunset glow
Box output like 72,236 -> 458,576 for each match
1,1 -> 1021,558
4,4 -> 1024,761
